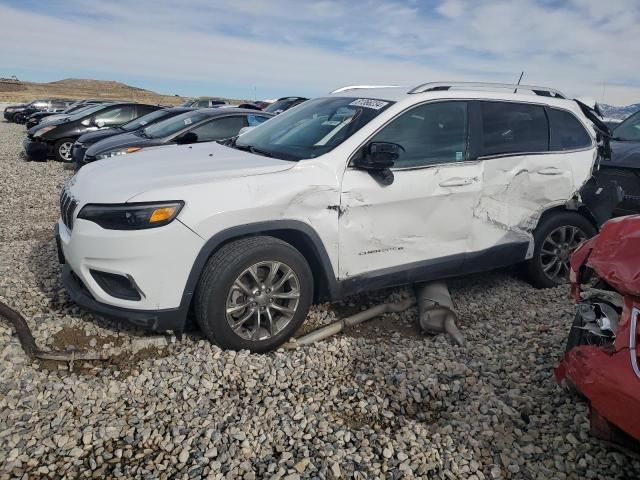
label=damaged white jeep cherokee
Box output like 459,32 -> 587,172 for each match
56,82 -> 618,352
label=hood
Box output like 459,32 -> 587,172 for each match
70,141 -> 296,203
77,127 -> 126,146
607,140 -> 640,168
85,132 -> 157,156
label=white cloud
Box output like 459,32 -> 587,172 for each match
0,0 -> 638,104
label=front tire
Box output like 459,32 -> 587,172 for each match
526,211 -> 596,288
54,138 -> 75,162
194,236 -> 313,352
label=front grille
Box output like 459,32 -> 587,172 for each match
59,189 -> 78,230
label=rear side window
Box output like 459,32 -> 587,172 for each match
247,114 -> 270,127
189,116 -> 248,141
480,102 -> 549,156
547,109 -> 592,150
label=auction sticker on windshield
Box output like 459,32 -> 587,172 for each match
349,99 -> 389,110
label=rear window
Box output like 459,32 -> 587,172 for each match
480,102 -> 549,156
547,108 -> 592,150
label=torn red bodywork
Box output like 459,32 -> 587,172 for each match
556,215 -> 640,445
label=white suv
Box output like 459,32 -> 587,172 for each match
56,82 -> 614,352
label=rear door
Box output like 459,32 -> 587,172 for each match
469,101 -> 584,259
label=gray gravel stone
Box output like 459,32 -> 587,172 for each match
0,117 -> 639,479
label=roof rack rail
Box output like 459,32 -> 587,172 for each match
408,82 -> 566,99
331,85 -> 400,94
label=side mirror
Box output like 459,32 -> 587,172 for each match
352,142 -> 403,186
175,131 -> 198,144
81,118 -> 91,127
95,119 -> 106,128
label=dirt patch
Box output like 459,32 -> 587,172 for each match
50,325 -> 119,351
37,326 -> 172,376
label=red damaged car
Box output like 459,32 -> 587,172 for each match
556,215 -> 640,449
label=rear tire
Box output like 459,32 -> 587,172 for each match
194,236 -> 313,352
526,211 -> 596,288
54,138 -> 75,162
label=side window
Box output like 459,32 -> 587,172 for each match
247,115 -> 270,127
547,109 -> 592,150
94,105 -> 136,126
480,102 -> 549,156
189,116 -> 248,142
195,100 -> 211,107
370,101 -> 468,168
136,105 -> 159,116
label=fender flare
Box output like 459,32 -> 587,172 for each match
178,220 -> 339,314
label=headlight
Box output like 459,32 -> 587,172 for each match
5,108 -> 14,112
77,201 -> 184,230
96,147 -> 142,160
33,125 -> 56,137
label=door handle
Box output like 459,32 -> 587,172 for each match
439,177 -> 475,187
536,167 -> 565,176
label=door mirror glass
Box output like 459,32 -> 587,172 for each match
175,131 -> 198,144
95,119 -> 106,128
81,118 -> 91,127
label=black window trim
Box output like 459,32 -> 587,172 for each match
347,99 -> 475,172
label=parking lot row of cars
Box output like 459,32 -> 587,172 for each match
5,95 -> 308,167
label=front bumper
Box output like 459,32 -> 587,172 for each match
56,216 -> 204,330
22,137 -> 49,161
61,263 -> 185,331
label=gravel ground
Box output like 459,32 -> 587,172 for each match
1,115 -> 639,480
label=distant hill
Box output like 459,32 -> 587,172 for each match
599,103 -> 640,120
0,77 -> 237,105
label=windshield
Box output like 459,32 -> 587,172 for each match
264,98 -> 303,114
181,99 -> 195,107
142,111 -> 210,138
235,96 -> 393,161
66,104 -> 109,122
614,111 -> 640,141
122,109 -> 170,132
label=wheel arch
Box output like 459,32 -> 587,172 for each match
180,221 -> 338,314
536,204 -> 599,232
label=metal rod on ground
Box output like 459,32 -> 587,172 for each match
285,281 -> 465,348
285,297 -> 417,349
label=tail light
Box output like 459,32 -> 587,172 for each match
631,307 -> 640,379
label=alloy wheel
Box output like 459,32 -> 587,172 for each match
540,225 -> 586,284
58,141 -> 73,161
225,260 -> 301,341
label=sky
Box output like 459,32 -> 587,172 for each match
0,0 -> 639,105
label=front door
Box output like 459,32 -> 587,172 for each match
338,100 -> 483,282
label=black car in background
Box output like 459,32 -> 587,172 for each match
181,97 -> 229,107
4,99 -> 67,122
25,99 -> 117,129
263,96 -> 308,114
71,107 -> 195,165
78,108 -> 273,168
23,102 -> 161,162
596,109 -> 640,215
14,99 -> 74,124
